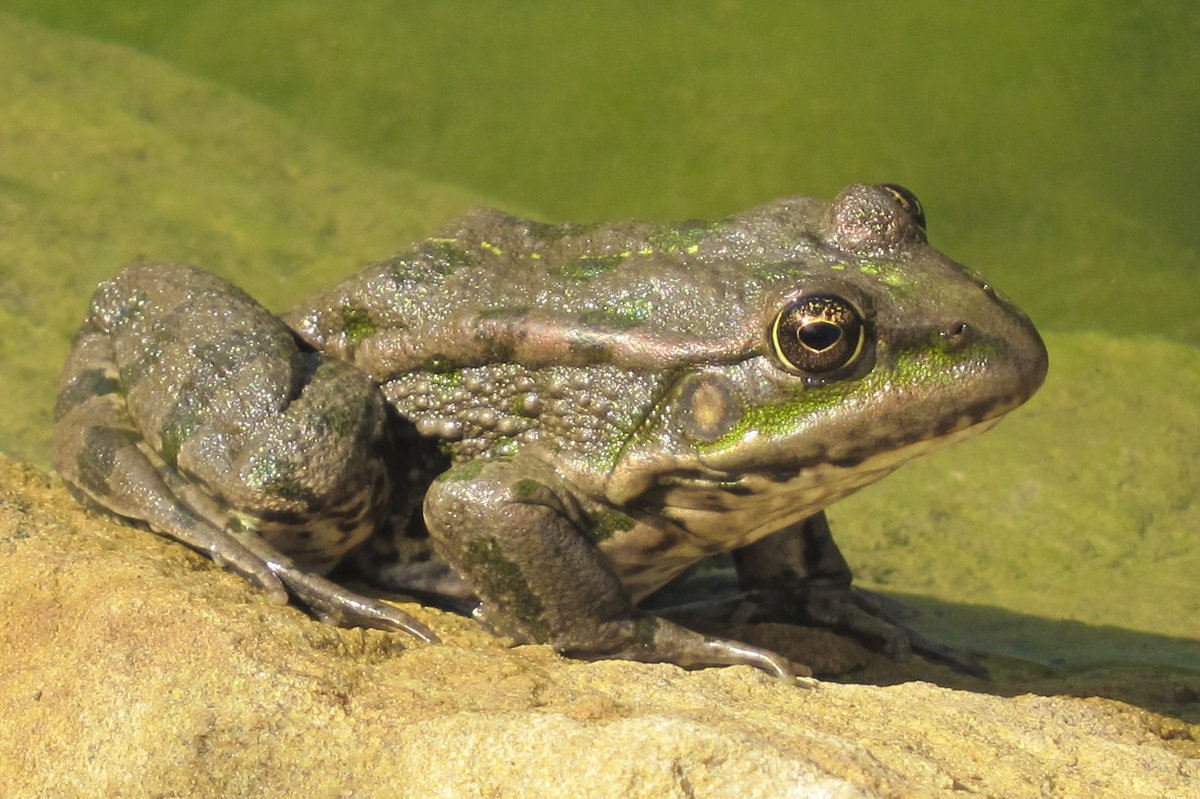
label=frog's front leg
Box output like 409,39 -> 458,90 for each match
53,263 -> 435,642
424,456 -> 795,679
733,512 -> 986,676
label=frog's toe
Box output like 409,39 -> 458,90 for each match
270,565 -> 439,644
840,587 -> 988,677
562,615 -> 801,682
797,583 -> 917,661
679,636 -> 802,683
205,537 -> 290,605
897,625 -> 988,678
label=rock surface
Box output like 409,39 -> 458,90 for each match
1,457 -> 1196,798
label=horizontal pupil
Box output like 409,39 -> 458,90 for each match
799,321 -> 842,351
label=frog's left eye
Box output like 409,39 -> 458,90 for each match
770,293 -> 865,375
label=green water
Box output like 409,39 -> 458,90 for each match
1,3 -> 1196,671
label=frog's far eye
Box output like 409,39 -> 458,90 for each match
878,183 -> 927,230
770,293 -> 865,375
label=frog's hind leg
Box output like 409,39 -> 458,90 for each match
53,318 -> 436,644
268,563 -> 437,641
54,322 -> 290,602
56,394 -> 436,642
733,512 -> 987,677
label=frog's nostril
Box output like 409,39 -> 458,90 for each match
940,321 -> 971,350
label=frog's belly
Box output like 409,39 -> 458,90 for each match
603,421 -> 997,601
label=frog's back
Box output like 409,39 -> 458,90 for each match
282,189 -> 1044,475
286,200 -> 849,378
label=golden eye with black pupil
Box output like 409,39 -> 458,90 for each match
770,293 -> 865,375
878,183 -> 927,230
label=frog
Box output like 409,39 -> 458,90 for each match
53,184 -> 1048,680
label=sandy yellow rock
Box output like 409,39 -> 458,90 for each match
0,456 -> 1196,798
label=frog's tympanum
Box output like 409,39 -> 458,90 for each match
54,185 -> 1047,680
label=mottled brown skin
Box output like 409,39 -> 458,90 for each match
54,185 -> 1047,679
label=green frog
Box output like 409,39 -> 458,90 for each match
53,184 -> 1047,680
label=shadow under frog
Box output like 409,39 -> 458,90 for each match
52,184 -> 1048,681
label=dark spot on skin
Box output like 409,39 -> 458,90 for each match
334,524 -> 362,545
553,255 -> 622,281
933,414 -> 962,438
117,360 -> 148,394
588,509 -> 637,543
321,406 -> 360,437
640,532 -> 688,557
339,499 -> 367,521
298,530 -> 314,541
76,426 -> 140,497
250,508 -> 310,526
577,309 -> 643,331
512,479 -> 542,498
464,537 -> 550,642
269,478 -> 318,504
483,338 -> 516,364
341,307 -> 376,346
421,354 -> 463,374
647,220 -> 720,252
159,403 -> 205,469
630,615 -> 660,648
568,336 -> 612,364
421,240 -> 480,272
930,399 -> 992,437
191,342 -> 240,375
246,457 -> 318,505
53,370 -> 120,421
436,460 -> 487,483
336,518 -> 363,535
826,450 -> 872,468
511,393 -> 542,418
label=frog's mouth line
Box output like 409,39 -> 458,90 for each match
666,415 -> 1004,505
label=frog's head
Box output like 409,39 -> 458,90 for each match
608,184 -> 1048,512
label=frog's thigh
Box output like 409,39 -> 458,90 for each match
424,457 -> 795,678
53,329 -> 287,601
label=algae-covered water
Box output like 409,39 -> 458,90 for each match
1,3 -> 1196,671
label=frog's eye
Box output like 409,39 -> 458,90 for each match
878,183 -> 927,230
770,294 -> 865,375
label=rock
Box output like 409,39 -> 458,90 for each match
1,456 -> 1196,798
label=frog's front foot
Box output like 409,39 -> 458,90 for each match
558,615 -> 799,682
736,580 -> 988,677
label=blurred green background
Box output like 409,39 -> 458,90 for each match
1,2 -> 1196,671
